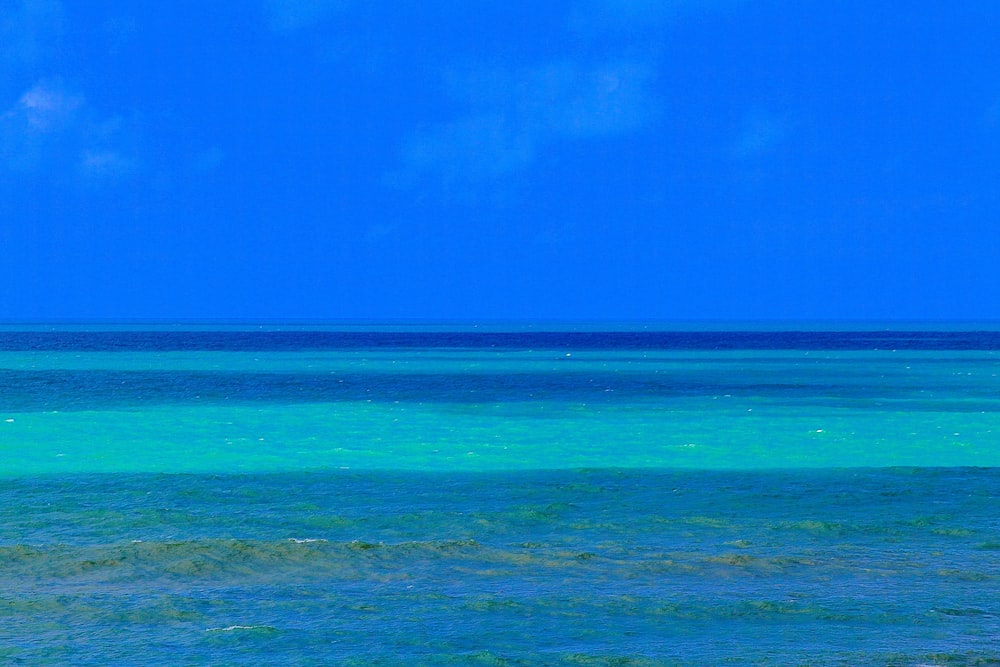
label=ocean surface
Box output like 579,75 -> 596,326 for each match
1,326 -> 998,665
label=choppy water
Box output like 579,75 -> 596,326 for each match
1,328 -> 998,664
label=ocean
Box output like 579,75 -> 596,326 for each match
1,326 -> 998,665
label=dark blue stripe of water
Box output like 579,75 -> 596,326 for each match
2,330 -> 1000,351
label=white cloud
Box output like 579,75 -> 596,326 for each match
0,79 -> 79,171
0,4 -> 144,189
514,60 -> 657,139
13,80 -> 81,130
397,59 -> 659,190
261,0 -> 348,32
79,149 -> 136,180
1,80 -> 139,183
387,0 -> 692,196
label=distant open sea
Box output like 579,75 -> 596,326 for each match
1,324 -> 998,665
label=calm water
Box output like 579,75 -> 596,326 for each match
1,328 -> 998,664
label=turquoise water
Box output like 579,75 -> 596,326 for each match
1,329 -> 998,664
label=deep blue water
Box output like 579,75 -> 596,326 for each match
3,328 -> 1000,351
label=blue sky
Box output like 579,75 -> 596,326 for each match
2,0 -> 998,321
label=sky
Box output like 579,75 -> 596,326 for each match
1,0 -> 999,322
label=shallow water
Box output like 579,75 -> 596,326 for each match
2,468 -> 998,665
1,329 -> 998,664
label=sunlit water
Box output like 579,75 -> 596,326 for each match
1,328 -> 998,664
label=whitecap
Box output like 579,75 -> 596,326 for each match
205,625 -> 275,633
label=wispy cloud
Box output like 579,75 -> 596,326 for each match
492,60 -> 657,139
0,79 -> 80,172
79,149 -> 136,180
2,3 -> 139,185
386,0 -> 737,199
260,0 -> 348,32
14,80 -> 81,130
394,58 -> 660,192
1,79 -> 139,183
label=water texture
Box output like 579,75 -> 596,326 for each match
1,329 -> 998,664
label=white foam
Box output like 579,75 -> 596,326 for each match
288,538 -> 327,543
205,625 -> 273,633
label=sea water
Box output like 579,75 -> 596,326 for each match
1,326 -> 998,665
